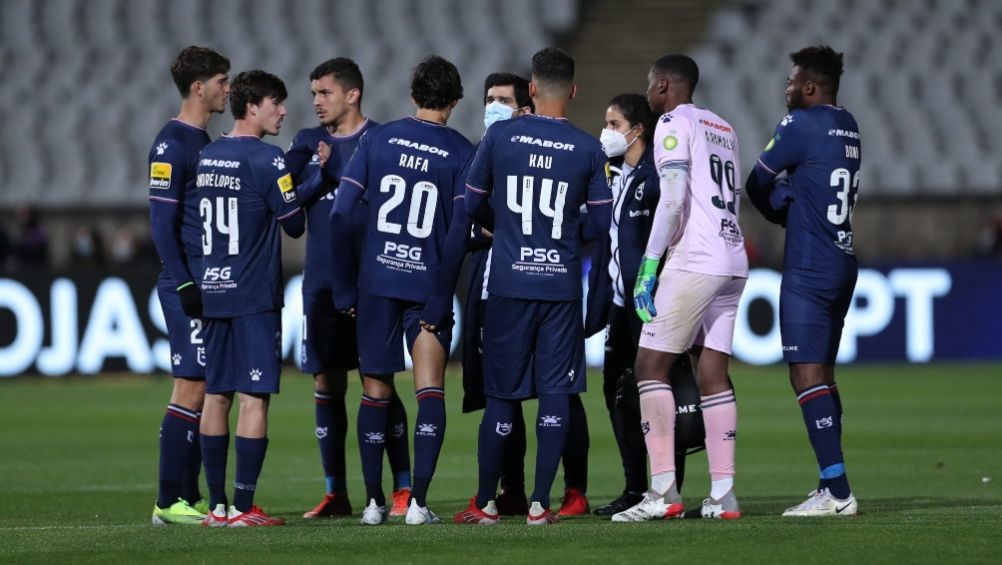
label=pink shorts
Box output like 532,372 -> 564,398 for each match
638,269 -> 746,355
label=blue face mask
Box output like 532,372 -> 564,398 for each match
484,101 -> 515,129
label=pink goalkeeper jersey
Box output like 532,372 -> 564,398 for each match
649,103 -> 748,278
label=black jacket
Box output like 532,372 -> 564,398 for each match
585,147 -> 661,339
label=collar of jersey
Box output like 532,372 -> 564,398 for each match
528,114 -> 568,122
170,118 -> 207,131
220,133 -> 260,140
328,118 -> 371,139
408,116 -> 447,127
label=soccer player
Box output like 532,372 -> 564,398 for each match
612,54 -> 748,522
330,55 -> 474,525
196,70 -> 305,527
462,72 -> 535,516
286,58 -> 414,519
455,47 -> 612,526
148,45 -> 229,526
744,45 -> 861,517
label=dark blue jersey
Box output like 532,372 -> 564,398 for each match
756,106 -> 861,284
334,117 -> 475,304
196,135 -> 304,317
148,119 -> 211,286
287,119 -> 377,292
465,115 -> 613,301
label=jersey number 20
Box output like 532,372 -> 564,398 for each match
376,175 -> 437,238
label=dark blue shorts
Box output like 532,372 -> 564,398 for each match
780,274 -> 856,364
356,291 -> 451,375
157,281 -> 205,379
301,290 -> 359,374
204,310 -> 282,394
482,296 -> 586,399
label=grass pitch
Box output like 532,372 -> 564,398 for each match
1,363 -> 999,563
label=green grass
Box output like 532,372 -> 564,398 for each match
1,363 -> 1000,563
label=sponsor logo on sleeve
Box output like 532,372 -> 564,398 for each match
278,173 -> 296,202
662,134 -> 678,151
764,137 -> 776,151
149,162 -> 172,189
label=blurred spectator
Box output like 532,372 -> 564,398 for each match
109,226 -> 138,265
6,206 -> 49,271
0,223 -> 10,269
977,212 -> 1002,259
109,226 -> 158,266
70,225 -> 105,266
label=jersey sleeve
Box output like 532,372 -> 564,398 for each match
587,145 -> 613,205
147,138 -> 188,203
756,111 -> 808,176
259,149 -> 301,219
465,132 -> 494,195
652,112 -> 694,180
339,130 -> 372,192
285,130 -> 314,181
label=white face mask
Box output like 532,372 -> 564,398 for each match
600,127 -> 636,157
484,101 -> 515,129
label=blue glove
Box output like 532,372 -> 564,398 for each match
633,256 -> 659,323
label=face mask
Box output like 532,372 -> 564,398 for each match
601,127 -> 636,157
484,101 -> 514,129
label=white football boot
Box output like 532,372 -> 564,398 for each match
405,498 -> 441,525
782,488 -> 858,517
360,498 -> 389,525
611,485 -> 684,522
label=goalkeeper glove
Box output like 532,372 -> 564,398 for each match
633,256 -> 659,323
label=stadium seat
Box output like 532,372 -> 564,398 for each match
685,0 -> 1000,196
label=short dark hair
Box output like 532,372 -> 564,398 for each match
483,72 -> 534,112
410,55 -> 464,110
652,54 -> 699,93
170,46 -> 230,96
310,57 -> 364,102
229,70 -> 288,120
531,47 -> 575,90
609,93 -> 656,146
790,45 -> 844,96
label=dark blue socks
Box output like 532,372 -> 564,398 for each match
200,433 -> 229,509
477,397 -> 517,508
358,395 -> 389,506
798,384 -> 851,499
385,392 -> 412,491
315,390 -> 348,494
562,393 -> 589,493
531,394 -> 570,508
233,436 -> 268,512
499,402 -> 526,495
158,404 -> 200,508
411,387 -> 446,507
